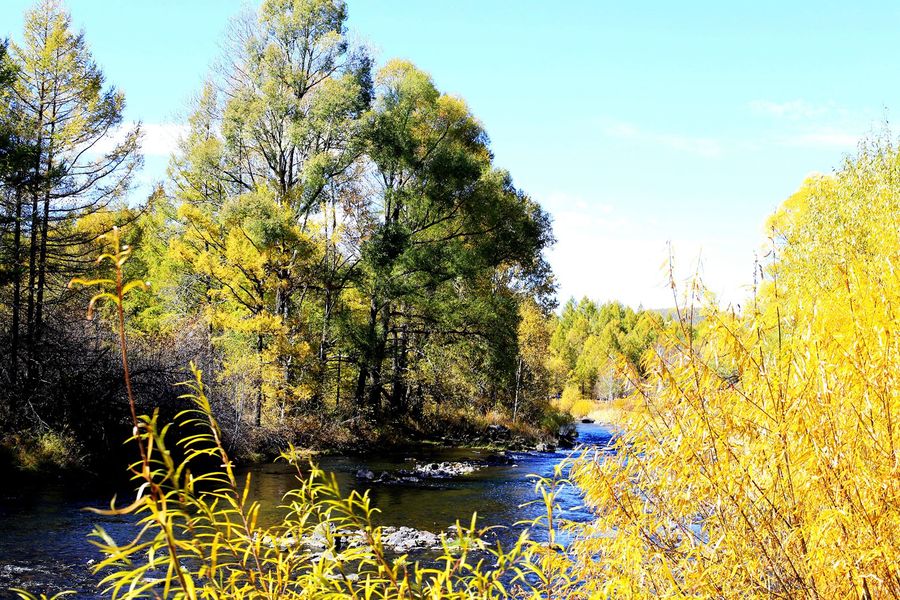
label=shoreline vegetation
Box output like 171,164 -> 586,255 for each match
0,0 -> 662,477
5,0 -> 900,598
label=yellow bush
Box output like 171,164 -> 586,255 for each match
565,137 -> 900,598
556,384 -> 581,413
568,398 -> 597,418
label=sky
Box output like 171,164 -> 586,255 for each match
3,0 -> 898,309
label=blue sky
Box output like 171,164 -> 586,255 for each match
3,1 -> 897,308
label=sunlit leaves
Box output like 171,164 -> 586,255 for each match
564,135 -> 900,598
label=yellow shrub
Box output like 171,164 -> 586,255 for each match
569,398 -> 597,418
557,384 -> 581,413
566,137 -> 900,599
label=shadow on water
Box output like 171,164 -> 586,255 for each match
0,423 -> 615,597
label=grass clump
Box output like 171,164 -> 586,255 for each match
0,429 -> 83,472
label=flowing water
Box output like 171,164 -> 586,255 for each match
0,422 -> 613,597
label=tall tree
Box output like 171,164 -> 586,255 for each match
1,41 -> 18,360
352,60 -> 554,415
170,0 -> 371,425
11,0 -> 140,382
0,38 -> 37,389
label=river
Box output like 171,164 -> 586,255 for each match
0,422 -> 613,597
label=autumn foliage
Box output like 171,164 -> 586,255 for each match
7,1 -> 900,599
565,137 -> 900,598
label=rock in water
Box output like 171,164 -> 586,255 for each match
414,461 -> 477,478
558,423 -> 578,448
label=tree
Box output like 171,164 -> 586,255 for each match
513,297 -> 552,421
351,59 -> 553,415
0,39 -> 37,389
10,0 -> 140,384
548,298 -> 663,404
169,0 -> 371,425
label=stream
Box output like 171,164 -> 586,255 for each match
0,422 -> 613,597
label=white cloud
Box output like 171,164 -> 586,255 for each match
598,119 -> 723,158
779,130 -> 862,149
140,122 -> 188,157
541,190 -> 752,309
748,100 -> 871,149
543,191 -> 614,216
90,121 -> 187,158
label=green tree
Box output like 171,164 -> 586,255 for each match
0,39 -> 38,389
549,298 -> 663,403
352,60 -> 553,415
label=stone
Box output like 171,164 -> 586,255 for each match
356,469 -> 375,480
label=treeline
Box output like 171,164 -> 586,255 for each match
0,0 -> 556,464
543,298 -> 668,416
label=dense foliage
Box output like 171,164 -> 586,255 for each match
545,298 -> 668,417
563,137 -> 900,597
0,0 -> 556,463
17,232 -> 572,599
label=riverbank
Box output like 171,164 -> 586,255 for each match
585,396 -> 641,427
0,406 -> 573,484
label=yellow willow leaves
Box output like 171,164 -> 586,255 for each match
564,138 -> 900,599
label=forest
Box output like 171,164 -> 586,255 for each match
4,1 -> 900,599
0,0 -> 579,467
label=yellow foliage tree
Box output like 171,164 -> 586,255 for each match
172,184 -> 321,427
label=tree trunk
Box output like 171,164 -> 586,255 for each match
10,186 -> 23,386
255,333 -> 264,427
390,324 -> 408,414
25,99 -> 44,384
33,165 -> 52,349
367,303 -> 391,414
25,188 -> 40,383
335,351 -> 342,409
312,284 -> 332,407
354,299 -> 378,407
34,108 -> 56,348
513,357 -> 523,422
